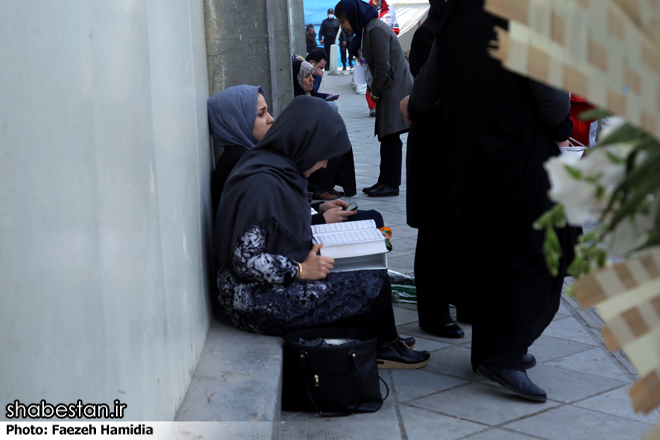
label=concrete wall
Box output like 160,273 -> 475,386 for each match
204,0 -> 294,117
0,0 -> 213,420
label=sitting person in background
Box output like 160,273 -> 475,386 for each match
209,84 -> 347,222
208,84 -> 376,224
213,96 -> 429,369
292,59 -> 357,200
305,49 -> 341,103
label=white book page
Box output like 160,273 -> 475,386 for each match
311,219 -> 376,235
314,227 -> 384,245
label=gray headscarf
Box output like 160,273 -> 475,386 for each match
207,85 -> 264,149
296,61 -> 315,96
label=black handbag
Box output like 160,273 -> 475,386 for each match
281,327 -> 388,416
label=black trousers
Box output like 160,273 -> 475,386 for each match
340,44 -> 353,67
414,228 -> 458,327
377,133 -> 402,188
329,276 -> 397,343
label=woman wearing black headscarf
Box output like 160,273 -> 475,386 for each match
292,59 -> 358,200
335,0 -> 412,198
404,0 -> 466,340
402,0 -> 573,401
214,96 -> 429,369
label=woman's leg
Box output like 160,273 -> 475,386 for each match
415,228 -> 464,338
329,277 -> 397,343
378,134 -> 403,188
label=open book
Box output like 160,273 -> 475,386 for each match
311,220 -> 388,272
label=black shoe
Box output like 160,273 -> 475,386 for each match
420,322 -> 464,339
523,354 -> 536,369
362,182 -> 382,194
367,184 -> 399,197
342,66 -> 347,70
377,338 -> 430,369
476,364 -> 547,402
400,336 -> 416,349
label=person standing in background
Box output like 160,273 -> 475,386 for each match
364,0 -> 399,117
401,0 -> 574,402
335,0 -> 412,198
404,0 -> 465,339
339,29 -> 354,70
319,9 -> 340,71
306,24 -> 318,54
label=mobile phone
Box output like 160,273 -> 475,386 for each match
344,202 -> 358,212
325,92 -> 343,101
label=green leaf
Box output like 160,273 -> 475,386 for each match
579,108 -> 611,121
608,173 -> 660,231
564,164 -> 583,179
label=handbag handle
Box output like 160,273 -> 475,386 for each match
298,349 -> 365,417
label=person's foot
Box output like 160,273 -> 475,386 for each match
329,188 -> 345,197
362,182 -> 381,194
476,364 -> 547,402
342,66 -> 346,71
523,354 -> 536,369
420,321 -> 464,339
369,109 -> 376,117
367,184 -> 399,197
313,191 -> 339,201
377,338 -> 430,369
399,336 -> 416,349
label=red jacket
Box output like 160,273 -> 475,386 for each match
369,0 -> 399,35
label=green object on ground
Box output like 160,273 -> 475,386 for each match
388,270 -> 416,304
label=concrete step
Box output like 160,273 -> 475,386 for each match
175,318 -> 283,439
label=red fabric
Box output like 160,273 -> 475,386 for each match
366,92 -> 376,109
569,95 -> 596,146
369,0 -> 390,14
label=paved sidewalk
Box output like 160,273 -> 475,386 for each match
279,73 -> 659,440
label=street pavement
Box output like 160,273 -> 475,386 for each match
279,73 -> 660,440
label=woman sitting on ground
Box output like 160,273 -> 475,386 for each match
208,84 -> 378,226
213,96 -> 428,368
292,60 -> 358,200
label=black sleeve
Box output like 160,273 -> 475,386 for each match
528,80 -> 571,127
311,213 -> 326,225
528,80 -> 572,142
319,21 -> 326,40
408,40 -> 442,121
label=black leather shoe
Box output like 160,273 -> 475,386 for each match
400,336 -> 416,349
523,354 -> 536,369
362,182 -> 381,194
420,322 -> 464,339
377,338 -> 430,369
367,184 -> 399,197
477,364 -> 547,402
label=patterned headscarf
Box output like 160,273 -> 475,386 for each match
293,60 -> 315,96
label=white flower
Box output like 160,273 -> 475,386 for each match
598,116 -> 626,141
544,154 -> 604,224
574,143 -> 633,187
544,143 -> 634,226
